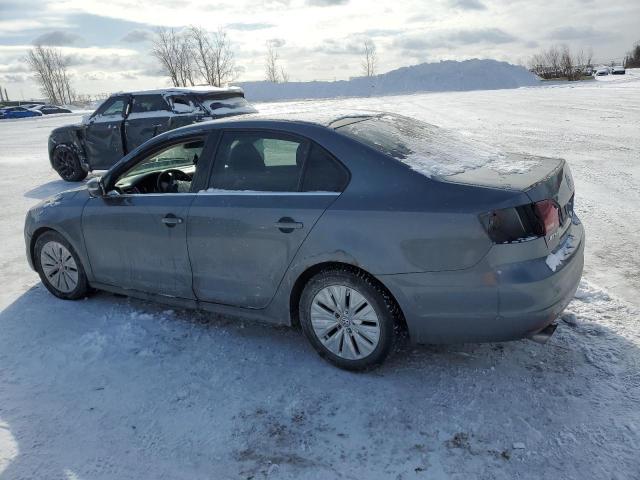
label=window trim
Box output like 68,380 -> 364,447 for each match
206,128 -> 350,194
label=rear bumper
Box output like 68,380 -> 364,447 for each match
379,219 -> 584,344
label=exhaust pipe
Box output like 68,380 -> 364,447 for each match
528,322 -> 558,344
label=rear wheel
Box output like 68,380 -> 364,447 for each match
34,231 -> 90,300
52,145 -> 87,182
299,267 -> 399,370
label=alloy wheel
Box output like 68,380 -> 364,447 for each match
310,285 -> 381,360
40,240 -> 79,293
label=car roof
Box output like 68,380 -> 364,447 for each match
120,86 -> 245,96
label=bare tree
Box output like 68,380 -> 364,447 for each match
189,26 -> 237,87
280,66 -> 289,83
361,39 -> 377,77
559,45 -> 577,80
265,43 -> 281,83
25,45 -> 74,104
151,28 -> 195,87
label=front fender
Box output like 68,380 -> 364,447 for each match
24,188 -> 92,278
49,125 -> 89,169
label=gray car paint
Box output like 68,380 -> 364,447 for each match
26,113 -> 584,344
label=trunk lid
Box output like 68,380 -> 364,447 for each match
445,154 -> 576,252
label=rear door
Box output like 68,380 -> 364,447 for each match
84,95 -> 129,169
125,94 -> 173,151
187,130 -> 348,309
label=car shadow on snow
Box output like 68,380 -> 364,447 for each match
0,281 -> 639,479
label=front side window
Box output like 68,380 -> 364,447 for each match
210,132 -> 306,192
114,139 -> 204,194
94,97 -> 127,119
131,95 -> 170,113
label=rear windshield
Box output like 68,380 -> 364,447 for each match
198,95 -> 257,116
336,114 -> 505,178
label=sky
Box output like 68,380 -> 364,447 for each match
0,0 -> 638,100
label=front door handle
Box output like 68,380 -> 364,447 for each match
162,214 -> 183,227
274,217 -> 303,233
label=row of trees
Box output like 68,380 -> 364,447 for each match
151,27 -> 378,86
528,44 -> 593,80
151,26 -> 238,87
22,27 -> 380,103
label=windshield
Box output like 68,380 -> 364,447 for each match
336,114 -> 507,178
198,95 -> 257,116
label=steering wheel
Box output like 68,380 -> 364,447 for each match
157,169 -> 189,193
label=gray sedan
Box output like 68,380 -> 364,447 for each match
24,112 -> 584,370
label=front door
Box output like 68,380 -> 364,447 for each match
82,138 -> 207,298
188,131 -> 348,309
84,95 -> 128,169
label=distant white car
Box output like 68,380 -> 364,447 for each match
611,66 -> 626,75
594,67 -> 610,76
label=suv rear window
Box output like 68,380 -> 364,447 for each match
198,95 -> 256,116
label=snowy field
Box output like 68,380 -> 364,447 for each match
1,73 -> 639,479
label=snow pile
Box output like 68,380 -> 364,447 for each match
240,59 -> 539,102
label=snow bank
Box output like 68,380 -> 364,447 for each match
239,59 -> 539,102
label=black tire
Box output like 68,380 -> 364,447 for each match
52,144 -> 88,182
299,267 -> 400,371
34,230 -> 90,300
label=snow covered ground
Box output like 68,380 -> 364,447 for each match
1,72 -> 639,479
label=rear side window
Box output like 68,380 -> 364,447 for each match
302,144 -> 348,192
210,132 -> 306,192
131,95 -> 170,113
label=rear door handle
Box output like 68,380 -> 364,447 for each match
162,214 -> 183,227
274,217 -> 303,232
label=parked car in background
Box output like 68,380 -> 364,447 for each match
30,104 -> 72,114
25,112 -> 584,370
594,67 -> 610,76
0,106 -> 44,119
611,66 -> 626,75
48,86 -> 257,181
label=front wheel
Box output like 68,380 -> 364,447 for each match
299,268 -> 399,370
34,231 -> 90,300
52,145 -> 88,182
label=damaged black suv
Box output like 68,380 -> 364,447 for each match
48,86 -> 256,181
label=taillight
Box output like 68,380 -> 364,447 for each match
481,199 -> 561,244
533,199 -> 560,236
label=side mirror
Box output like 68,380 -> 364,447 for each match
87,177 -> 104,198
